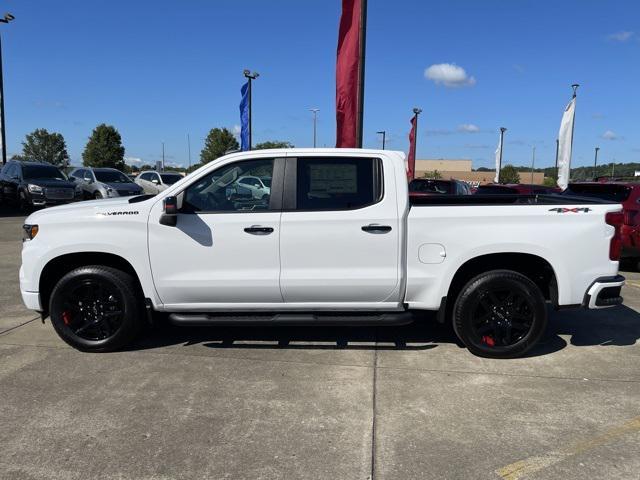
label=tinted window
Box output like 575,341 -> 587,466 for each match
182,159 -> 274,213
161,173 -> 182,185
475,185 -> 517,194
262,178 -> 271,187
140,172 -> 152,181
4,163 -> 16,177
564,184 -> 631,202
23,164 -> 66,180
295,157 -> 381,210
95,170 -> 130,183
409,179 -> 453,194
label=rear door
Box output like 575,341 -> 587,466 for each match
279,155 -> 401,306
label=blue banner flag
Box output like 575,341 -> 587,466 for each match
239,81 -> 249,151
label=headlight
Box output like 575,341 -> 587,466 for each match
27,184 -> 43,193
22,224 -> 39,241
106,188 -> 115,197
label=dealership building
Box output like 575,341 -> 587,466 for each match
414,159 -> 545,186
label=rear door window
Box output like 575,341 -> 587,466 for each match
294,157 -> 382,210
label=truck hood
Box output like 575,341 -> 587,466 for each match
100,181 -> 143,193
24,195 -> 154,224
25,178 -> 76,189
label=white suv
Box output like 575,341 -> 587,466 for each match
135,171 -> 184,195
234,175 -> 271,199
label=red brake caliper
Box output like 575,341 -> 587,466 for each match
481,335 -> 495,347
62,311 -> 72,326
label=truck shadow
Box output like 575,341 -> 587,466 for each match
129,305 -> 640,357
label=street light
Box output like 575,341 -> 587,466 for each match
0,12 -> 15,165
310,108 -> 319,147
376,130 -> 386,150
594,147 -> 600,180
243,69 -> 259,150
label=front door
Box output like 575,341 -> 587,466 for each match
148,157 -> 283,309
279,156 -> 401,305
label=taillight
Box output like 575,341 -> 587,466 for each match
605,211 -> 624,261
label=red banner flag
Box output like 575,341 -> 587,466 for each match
335,0 -> 362,148
407,114 -> 417,180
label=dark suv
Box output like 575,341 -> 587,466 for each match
0,160 -> 79,211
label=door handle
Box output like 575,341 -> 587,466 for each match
244,225 -> 274,235
361,224 -> 392,234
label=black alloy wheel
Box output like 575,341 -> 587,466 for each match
49,266 -> 142,352
453,270 -> 547,358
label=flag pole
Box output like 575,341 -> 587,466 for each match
355,0 -> 367,148
498,127 -> 507,183
568,83 -> 579,181
243,70 -> 259,150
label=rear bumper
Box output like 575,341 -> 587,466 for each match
583,275 -> 625,309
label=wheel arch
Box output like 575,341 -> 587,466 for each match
39,252 -> 145,316
441,252 -> 558,322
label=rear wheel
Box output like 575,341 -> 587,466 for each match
49,266 -> 142,352
94,191 -> 103,199
452,270 -> 547,358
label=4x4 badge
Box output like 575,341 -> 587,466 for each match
548,207 -> 591,213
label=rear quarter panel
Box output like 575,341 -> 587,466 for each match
406,203 -> 621,309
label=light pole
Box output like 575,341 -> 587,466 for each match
310,108 -> 319,147
554,138 -> 559,180
243,69 -> 259,150
498,127 -> 507,183
531,146 -> 536,184
161,142 -> 165,171
187,134 -> 191,170
594,147 -> 600,180
376,130 -> 386,149
0,13 -> 15,165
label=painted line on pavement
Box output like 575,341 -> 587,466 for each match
496,416 -> 640,480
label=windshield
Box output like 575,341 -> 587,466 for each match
23,165 -> 67,180
565,184 -> 631,202
409,179 -> 452,194
95,170 -> 130,183
161,174 -> 182,185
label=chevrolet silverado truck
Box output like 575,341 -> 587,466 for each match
19,149 -> 625,358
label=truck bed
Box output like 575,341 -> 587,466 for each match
409,194 -> 616,206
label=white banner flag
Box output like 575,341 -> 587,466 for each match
494,136 -> 502,183
557,97 -> 576,190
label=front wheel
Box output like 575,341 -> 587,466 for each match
94,191 -> 103,199
452,270 -> 547,359
49,266 -> 142,352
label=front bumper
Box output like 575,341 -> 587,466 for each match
583,275 -> 625,309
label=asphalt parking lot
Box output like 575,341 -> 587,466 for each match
1,211 -> 639,480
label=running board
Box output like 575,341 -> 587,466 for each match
167,311 -> 416,327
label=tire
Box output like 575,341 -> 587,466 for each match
452,270 -> 547,359
18,191 -> 30,213
49,266 -> 142,352
94,191 -> 103,199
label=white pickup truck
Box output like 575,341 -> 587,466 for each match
19,149 -> 625,358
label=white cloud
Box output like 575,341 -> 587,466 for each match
607,31 -> 634,42
232,124 -> 241,137
124,156 -> 143,165
458,123 -> 480,133
602,130 -> 619,140
424,63 -> 476,88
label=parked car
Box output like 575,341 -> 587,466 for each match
475,183 -> 561,195
233,175 -> 271,200
135,170 -> 183,194
68,167 -> 143,199
20,149 -> 624,359
409,178 -> 471,196
0,160 -> 79,211
564,182 -> 640,258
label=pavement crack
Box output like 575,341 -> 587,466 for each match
0,316 -> 40,336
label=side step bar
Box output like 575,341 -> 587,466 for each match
168,311 -> 416,327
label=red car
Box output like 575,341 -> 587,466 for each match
409,178 -> 472,196
564,182 -> 640,258
475,183 -> 562,195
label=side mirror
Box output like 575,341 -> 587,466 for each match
160,196 -> 178,227
152,178 -> 160,185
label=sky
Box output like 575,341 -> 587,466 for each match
2,0 -> 639,170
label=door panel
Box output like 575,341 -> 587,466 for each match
279,156 -> 400,304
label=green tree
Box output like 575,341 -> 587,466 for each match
22,128 -> 69,166
254,140 -> 294,150
499,164 -> 520,184
82,124 -> 125,170
422,170 -> 443,179
200,128 -> 239,164
542,176 -> 557,187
